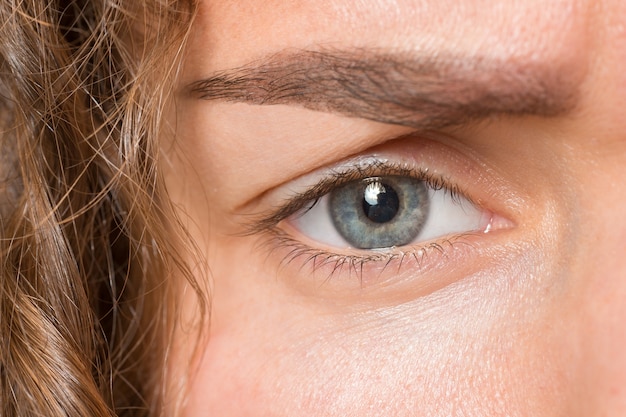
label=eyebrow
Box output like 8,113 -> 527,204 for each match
186,49 -> 579,129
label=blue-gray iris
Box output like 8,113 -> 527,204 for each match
329,176 -> 430,249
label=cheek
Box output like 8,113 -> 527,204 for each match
177,241 -> 575,417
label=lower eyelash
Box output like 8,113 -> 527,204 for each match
256,228 -> 477,283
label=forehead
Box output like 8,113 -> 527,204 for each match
186,0 -> 592,77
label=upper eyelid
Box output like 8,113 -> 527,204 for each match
239,159 -> 464,236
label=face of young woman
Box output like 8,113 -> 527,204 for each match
164,0 -> 626,415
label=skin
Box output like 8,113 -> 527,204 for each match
162,0 -> 626,415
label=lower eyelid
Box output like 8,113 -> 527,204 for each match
255,226 -> 505,303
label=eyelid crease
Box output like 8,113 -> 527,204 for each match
239,159 -> 465,237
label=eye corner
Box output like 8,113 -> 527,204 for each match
481,210 -> 517,234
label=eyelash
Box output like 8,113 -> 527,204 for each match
243,160 -> 481,280
261,228 -> 470,282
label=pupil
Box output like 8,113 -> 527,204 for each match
362,181 -> 399,223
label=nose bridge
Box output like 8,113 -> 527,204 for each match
580,305 -> 626,416
571,227 -> 626,416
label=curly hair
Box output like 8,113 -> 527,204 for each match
0,1 -> 202,415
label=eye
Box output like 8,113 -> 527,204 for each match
290,174 -> 488,250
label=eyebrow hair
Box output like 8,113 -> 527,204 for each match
186,49 -> 579,129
